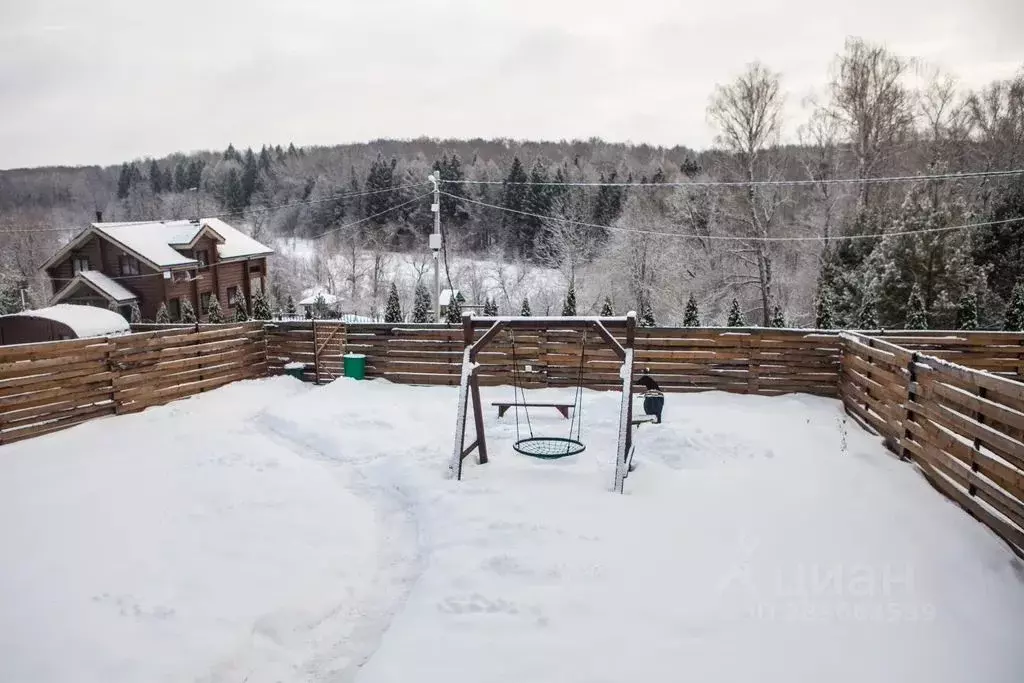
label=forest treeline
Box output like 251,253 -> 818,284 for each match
2,37 -> 1023,329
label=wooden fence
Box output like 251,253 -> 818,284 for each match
840,332 -> 1024,556
0,323 -> 266,445
868,330 -> 1024,380
268,323 -> 843,397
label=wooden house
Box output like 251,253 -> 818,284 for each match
39,218 -> 273,322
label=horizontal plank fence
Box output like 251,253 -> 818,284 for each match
0,323 -> 266,445
867,330 -> 1024,381
267,323 -> 843,397
840,332 -> 1024,556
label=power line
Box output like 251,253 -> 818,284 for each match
441,168 -> 1024,188
443,190 -> 1024,243
0,182 -> 430,233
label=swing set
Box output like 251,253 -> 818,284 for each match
449,312 -> 639,493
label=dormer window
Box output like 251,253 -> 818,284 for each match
119,255 -> 140,276
195,249 -> 209,267
72,256 -> 90,273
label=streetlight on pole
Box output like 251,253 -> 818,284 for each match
428,171 -> 442,322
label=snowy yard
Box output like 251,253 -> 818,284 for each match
1,377 -> 1023,682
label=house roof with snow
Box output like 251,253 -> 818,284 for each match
52,270 -> 138,306
439,289 -> 461,306
4,304 -> 131,338
298,288 -> 340,307
40,217 -> 274,273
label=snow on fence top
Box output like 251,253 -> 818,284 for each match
12,304 -> 130,338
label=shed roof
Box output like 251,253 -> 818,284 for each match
8,304 -> 130,338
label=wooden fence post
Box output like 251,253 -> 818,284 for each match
900,352 -> 920,462
312,319 -> 320,385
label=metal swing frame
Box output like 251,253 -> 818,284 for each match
449,311 -> 638,493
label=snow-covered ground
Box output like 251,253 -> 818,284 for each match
2,377 -> 1023,682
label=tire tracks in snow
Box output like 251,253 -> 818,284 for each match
221,410 -> 428,682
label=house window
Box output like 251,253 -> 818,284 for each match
168,298 -> 181,321
72,256 -> 90,273
200,291 -> 213,314
195,250 -> 209,267
227,286 -> 240,307
119,255 -> 140,276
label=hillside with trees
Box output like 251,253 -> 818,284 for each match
2,38 -> 1023,328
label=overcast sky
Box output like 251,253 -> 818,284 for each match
1,0 -> 1021,169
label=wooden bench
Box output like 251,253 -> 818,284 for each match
492,402 -> 574,419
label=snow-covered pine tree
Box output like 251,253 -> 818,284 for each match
905,283 -> 928,330
857,295 -> 878,329
955,290 -> 978,330
312,293 -> 328,319
814,288 -> 834,329
561,281 -> 577,316
727,298 -> 744,327
180,299 -> 197,324
483,297 -> 498,316
1004,279 -> 1024,331
206,295 -> 224,323
0,284 -> 21,314
683,294 -> 700,327
639,297 -> 656,327
600,296 -> 613,317
520,297 -> 532,316
770,303 -> 785,328
155,302 -> 171,324
384,282 -> 403,323
285,295 -> 297,317
129,301 -> 142,324
445,292 -> 463,324
251,290 -> 272,320
412,283 -> 431,323
233,294 -> 250,322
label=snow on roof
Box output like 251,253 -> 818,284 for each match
298,289 -> 340,306
77,270 -> 137,303
11,304 -> 130,338
439,289 -> 460,306
92,218 -> 273,269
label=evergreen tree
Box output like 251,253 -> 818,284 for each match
233,294 -> 250,322
285,294 -> 297,317
683,294 -> 700,326
179,299 -> 197,324
955,290 -> 978,330
523,159 -> 552,257
155,302 -> 171,324
312,293 -> 329,319
173,162 -> 188,192
770,303 -> 785,328
258,145 -> 272,171
445,291 -> 463,324
251,290 -> 272,320
1004,279 -> 1024,331
222,168 -> 245,214
129,301 -> 142,324
241,148 -> 259,205
815,288 -> 835,329
162,167 -> 173,194
639,297 -> 656,327
600,296 -> 614,317
412,283 -> 431,323
384,282 -> 403,323
520,297 -> 532,316
223,143 -> 241,163
561,280 -> 577,316
905,283 -> 928,330
149,160 -> 163,193
727,298 -> 744,327
483,297 -> 499,316
0,284 -> 22,314
117,163 -> 132,199
206,295 -> 224,323
501,157 -> 530,256
186,158 -> 204,189
857,295 -> 878,329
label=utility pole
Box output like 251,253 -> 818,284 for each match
428,171 -> 442,322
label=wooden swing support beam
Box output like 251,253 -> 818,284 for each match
449,312 -> 638,493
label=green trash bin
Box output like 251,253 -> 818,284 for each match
343,353 -> 366,380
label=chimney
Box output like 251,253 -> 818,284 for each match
95,210 -> 103,222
